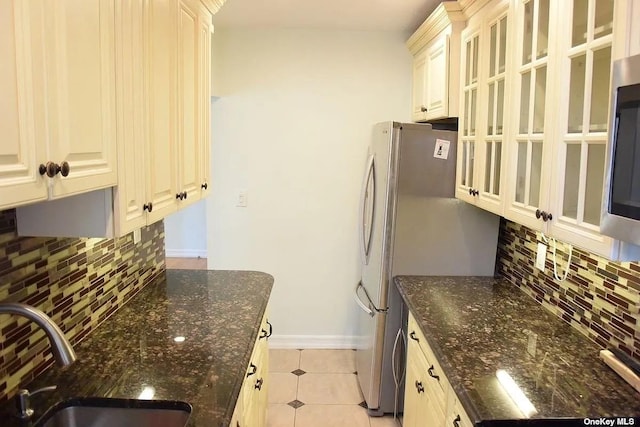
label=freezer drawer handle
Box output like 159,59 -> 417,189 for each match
354,282 -> 374,317
453,415 -> 461,427
409,331 -> 419,342
415,381 -> 424,394
428,365 -> 440,381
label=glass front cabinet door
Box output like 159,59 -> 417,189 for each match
504,0 -> 555,230
455,0 -> 512,215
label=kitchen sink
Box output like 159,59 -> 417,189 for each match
35,397 -> 192,427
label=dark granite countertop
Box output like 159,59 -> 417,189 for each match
395,276 -> 640,424
0,269 -> 273,427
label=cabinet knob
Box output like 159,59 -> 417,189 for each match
43,161 -> 60,178
453,415 -> 461,427
246,363 -> 257,377
38,164 -> 47,176
201,182 -> 208,190
535,209 -> 542,219
428,365 -> 440,381
420,106 -> 428,112
474,189 -> 479,196
542,211 -> 553,222
468,188 -> 473,196
255,378 -> 264,391
409,331 -> 419,342
182,191 -> 188,200
143,202 -> 153,212
176,193 -> 183,200
59,161 -> 70,177
415,380 -> 424,394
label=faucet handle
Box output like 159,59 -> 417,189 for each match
16,385 -> 57,419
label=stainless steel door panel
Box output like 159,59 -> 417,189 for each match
355,308 -> 387,412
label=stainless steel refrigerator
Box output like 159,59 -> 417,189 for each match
354,122 -> 500,418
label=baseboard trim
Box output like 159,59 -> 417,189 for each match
165,249 -> 207,258
269,335 -> 358,349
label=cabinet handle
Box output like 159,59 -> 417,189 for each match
409,331 -> 419,342
246,363 -> 257,377
468,188 -> 473,196
143,202 -> 153,212
420,106 -> 428,112
255,378 -> 264,390
453,415 -> 461,427
259,321 -> 273,339
176,193 -> 183,200
415,380 -> 424,394
201,182 -> 208,190
182,191 -> 188,200
266,320 -> 273,337
428,365 -> 440,381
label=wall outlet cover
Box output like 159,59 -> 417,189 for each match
536,242 -> 547,271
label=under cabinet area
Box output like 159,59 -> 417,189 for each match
14,0 -> 214,238
404,312 -> 473,427
0,0 -> 117,211
407,2 -> 465,122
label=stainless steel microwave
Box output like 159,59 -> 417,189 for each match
601,54 -> 640,245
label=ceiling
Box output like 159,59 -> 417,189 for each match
213,0 -> 444,34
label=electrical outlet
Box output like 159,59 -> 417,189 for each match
536,242 -> 547,271
133,228 -> 141,244
236,190 -> 248,207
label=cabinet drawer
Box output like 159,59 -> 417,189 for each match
407,312 -> 448,410
447,387 -> 474,427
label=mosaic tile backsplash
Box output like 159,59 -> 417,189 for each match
0,209 -> 165,403
497,219 -> 640,360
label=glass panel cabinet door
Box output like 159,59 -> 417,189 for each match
478,13 -> 508,210
457,32 -> 480,201
554,0 -> 613,231
505,0 -> 553,229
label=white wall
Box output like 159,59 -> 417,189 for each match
165,200 -> 207,258
207,28 -> 411,347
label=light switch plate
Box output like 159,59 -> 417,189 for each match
536,242 -> 547,271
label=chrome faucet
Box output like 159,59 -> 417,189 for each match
0,302 -> 76,366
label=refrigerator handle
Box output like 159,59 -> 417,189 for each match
359,154 -> 375,265
354,281 -> 374,317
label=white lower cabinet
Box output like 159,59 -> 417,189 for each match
405,312 -> 474,427
232,312 -> 270,427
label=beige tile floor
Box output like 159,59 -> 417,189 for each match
268,349 -> 399,427
165,257 -> 207,270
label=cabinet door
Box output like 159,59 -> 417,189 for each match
146,0 -> 179,223
548,0 -> 615,254
476,8 -> 510,215
504,0 -> 554,230
411,49 -> 429,122
43,0 -> 117,198
424,33 -> 450,121
0,1 -> 48,210
404,341 -> 443,427
113,0 -> 147,235
177,0 -> 202,207
198,5 -> 212,198
456,31 -> 480,203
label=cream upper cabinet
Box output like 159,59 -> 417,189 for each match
500,0 -> 640,260
1,0 -> 116,210
0,1 -> 48,210
17,0 -> 216,239
407,2 -> 465,122
42,0 -> 117,198
455,0 -> 512,216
